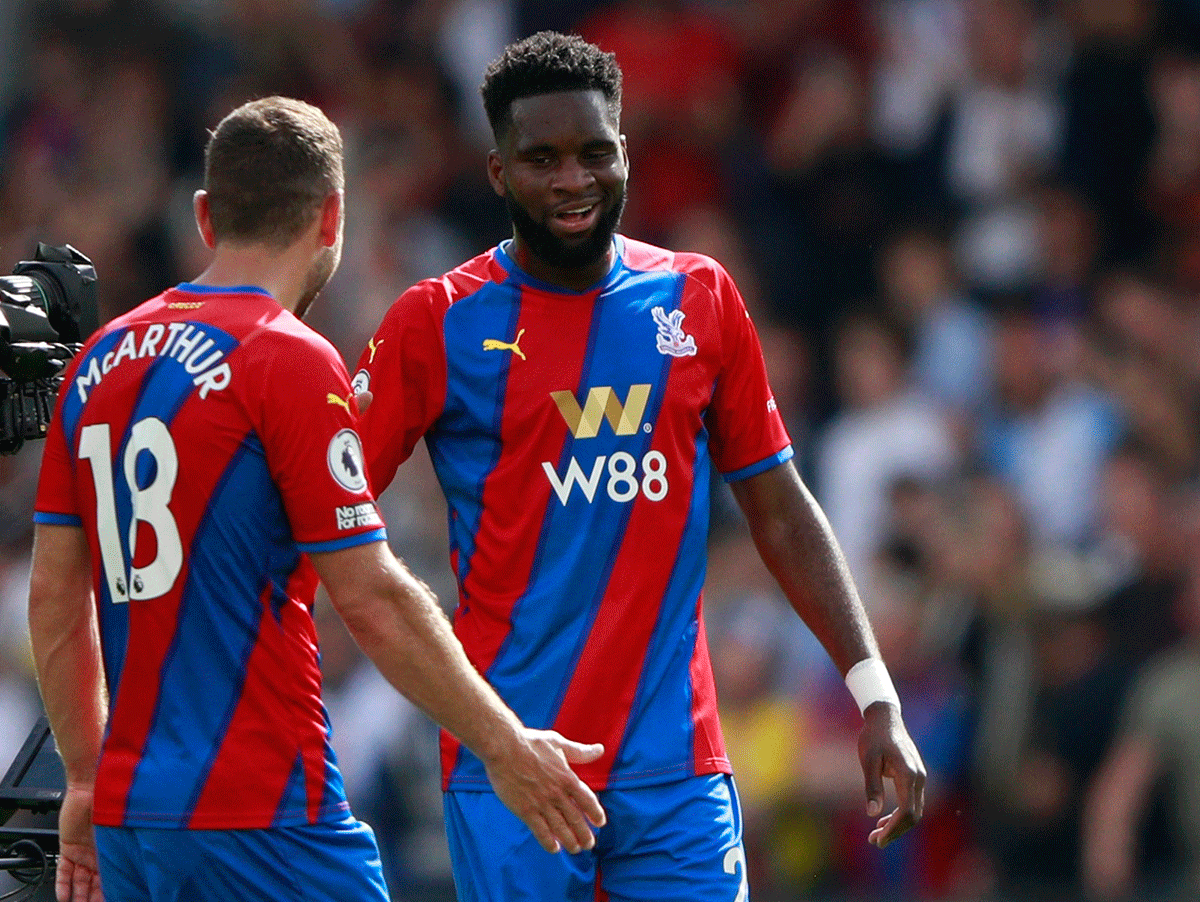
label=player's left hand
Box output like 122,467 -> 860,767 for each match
56,784 -> 103,902
858,702 -> 926,849
483,728 -> 607,856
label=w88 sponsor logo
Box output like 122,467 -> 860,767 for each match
542,451 -> 668,504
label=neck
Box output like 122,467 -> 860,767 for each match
510,234 -> 616,293
191,241 -> 311,313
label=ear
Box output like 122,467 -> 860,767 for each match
486,149 -> 507,198
193,190 -> 216,249
318,191 -> 342,248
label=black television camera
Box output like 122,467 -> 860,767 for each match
0,243 -> 98,455
0,717 -> 62,899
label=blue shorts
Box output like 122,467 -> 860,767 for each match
93,816 -> 389,902
444,773 -> 749,902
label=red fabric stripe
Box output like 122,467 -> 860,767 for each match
188,561 -> 325,827
440,288 -> 595,784
189,584 -> 292,825
595,870 -> 609,902
551,350 -> 699,787
292,562 -> 330,824
688,601 -> 727,771
89,359 -> 174,823
93,387 -> 249,823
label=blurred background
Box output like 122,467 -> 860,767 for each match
3,0 -> 1200,900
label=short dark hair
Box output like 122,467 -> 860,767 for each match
204,96 -> 344,247
481,31 -> 622,143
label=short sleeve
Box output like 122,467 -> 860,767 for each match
33,367 -> 83,526
34,415 -> 82,525
701,263 -> 793,481
352,284 -> 448,495
249,327 -> 385,553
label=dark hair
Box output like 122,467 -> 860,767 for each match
481,31 -> 622,143
204,96 -> 344,247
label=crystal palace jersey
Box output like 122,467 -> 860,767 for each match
353,237 -> 793,791
34,284 -> 386,829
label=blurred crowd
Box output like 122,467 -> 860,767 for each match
2,0 -> 1200,900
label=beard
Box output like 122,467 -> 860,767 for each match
506,187 -> 626,272
294,239 -> 341,321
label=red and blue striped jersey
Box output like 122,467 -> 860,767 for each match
354,237 -> 792,791
34,284 -> 386,829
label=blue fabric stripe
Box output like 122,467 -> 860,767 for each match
33,511 -> 82,526
493,239 -> 621,295
471,267 -> 688,763
432,284 -> 516,591
613,424 -> 713,782
272,751 -> 308,827
722,446 -> 794,483
432,281 -> 519,785
440,247 -> 735,789
106,324 -> 240,708
125,439 -> 263,826
296,529 -> 387,554
124,431 -> 327,826
58,328 -> 126,445
174,283 -> 272,297
54,328 -> 127,697
500,284 -> 617,727
542,269 -> 682,726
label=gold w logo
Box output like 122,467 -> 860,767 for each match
482,328 -> 526,361
326,392 -> 353,414
551,385 -> 651,439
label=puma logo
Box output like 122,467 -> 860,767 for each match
327,392 -> 353,414
367,337 -> 383,363
482,328 -> 526,361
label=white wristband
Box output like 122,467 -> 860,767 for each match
845,658 -> 901,716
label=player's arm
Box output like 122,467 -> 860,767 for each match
729,460 -> 926,848
309,540 -> 606,854
27,523 -> 105,902
352,286 -> 448,496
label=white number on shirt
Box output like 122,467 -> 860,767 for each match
78,418 -> 183,602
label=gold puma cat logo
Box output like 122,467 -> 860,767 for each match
367,337 -> 383,363
326,393 -> 353,413
482,328 -> 526,361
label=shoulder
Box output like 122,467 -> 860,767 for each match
620,236 -> 738,302
107,294 -> 165,332
378,249 -> 500,334
82,290 -> 170,347
243,305 -> 344,371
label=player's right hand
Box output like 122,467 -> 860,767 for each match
859,702 -> 926,848
56,784 -> 103,902
483,729 -> 606,855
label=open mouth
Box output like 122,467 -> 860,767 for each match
552,203 -> 599,235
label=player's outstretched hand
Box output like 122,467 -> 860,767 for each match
483,729 -> 607,855
858,702 -> 926,849
56,784 -> 103,902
